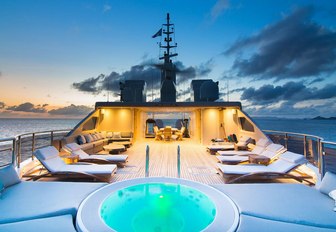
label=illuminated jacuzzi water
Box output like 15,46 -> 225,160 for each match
100,183 -> 216,231
76,178 -> 239,232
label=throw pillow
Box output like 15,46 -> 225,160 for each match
113,132 -> 122,139
329,190 -> 336,212
77,135 -> 86,145
84,134 -> 93,143
319,172 -> 336,195
107,132 -> 113,138
0,164 -> 21,188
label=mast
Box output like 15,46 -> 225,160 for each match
160,13 -> 178,63
159,13 -> 178,102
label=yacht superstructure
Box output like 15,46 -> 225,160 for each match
1,13 -> 336,232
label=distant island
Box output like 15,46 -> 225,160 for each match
312,116 -> 336,120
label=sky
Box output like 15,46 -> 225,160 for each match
0,0 -> 336,118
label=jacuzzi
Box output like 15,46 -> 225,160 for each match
76,177 -> 239,232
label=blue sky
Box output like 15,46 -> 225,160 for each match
0,0 -> 336,118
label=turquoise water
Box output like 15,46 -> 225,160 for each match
100,183 -> 216,232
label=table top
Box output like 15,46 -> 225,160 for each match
103,144 -> 125,151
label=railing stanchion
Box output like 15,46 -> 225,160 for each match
17,136 -> 21,168
318,139 -> 325,177
12,138 -> 16,166
177,145 -> 181,178
303,135 -> 307,159
145,145 -> 150,177
284,133 -> 288,149
50,131 -> 54,146
32,133 -> 35,160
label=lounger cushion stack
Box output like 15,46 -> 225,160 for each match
0,181 -> 105,224
212,184 -> 336,230
0,164 -> 21,187
319,172 -> 336,195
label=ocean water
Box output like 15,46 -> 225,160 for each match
0,118 -> 80,139
0,118 -> 335,142
254,118 -> 336,142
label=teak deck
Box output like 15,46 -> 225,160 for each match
110,139 -> 226,184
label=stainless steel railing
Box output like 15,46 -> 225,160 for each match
263,130 -> 336,178
177,145 -> 181,178
0,129 -> 71,168
145,145 -> 150,177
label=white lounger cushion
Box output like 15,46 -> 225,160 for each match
212,184 -> 336,229
217,151 -> 306,174
265,143 -> 286,153
0,181 -> 105,224
71,149 -> 128,162
0,214 -> 76,232
34,146 -> 117,174
207,144 -> 235,150
66,143 -> 128,162
237,214 -> 335,232
256,138 -> 271,147
217,145 -> 265,156
216,156 -> 249,163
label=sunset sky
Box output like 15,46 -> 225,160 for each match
1,0 -> 336,118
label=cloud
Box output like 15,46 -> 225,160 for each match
72,60 -> 213,99
48,104 -> 93,116
6,102 -> 47,113
72,75 -> 103,93
308,78 -> 324,85
0,102 -> 5,109
241,82 -> 336,106
103,4 -> 111,12
211,0 -> 229,21
225,6 -> 336,80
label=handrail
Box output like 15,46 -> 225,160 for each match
177,145 -> 181,178
145,145 -> 149,177
263,129 -> 324,140
0,129 -> 71,167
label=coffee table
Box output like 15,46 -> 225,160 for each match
103,144 -> 126,154
113,141 -> 132,148
248,154 -> 270,165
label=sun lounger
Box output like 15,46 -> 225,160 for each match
217,151 -> 312,184
217,138 -> 271,156
33,146 -> 117,182
64,143 -> 128,167
216,143 -> 285,164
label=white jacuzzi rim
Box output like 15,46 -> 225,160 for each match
76,177 -> 239,232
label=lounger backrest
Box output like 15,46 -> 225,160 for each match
236,135 -> 251,147
251,145 -> 265,155
34,146 -> 66,172
64,143 -> 81,151
259,143 -> 286,159
266,143 -> 286,153
267,151 -> 306,172
256,138 -> 271,148
71,149 -> 90,159
64,143 -> 90,159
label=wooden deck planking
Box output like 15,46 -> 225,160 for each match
110,139 -> 226,184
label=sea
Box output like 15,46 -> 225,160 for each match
0,117 -> 335,142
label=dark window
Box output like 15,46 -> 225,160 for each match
239,117 -> 254,132
83,117 -> 97,131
